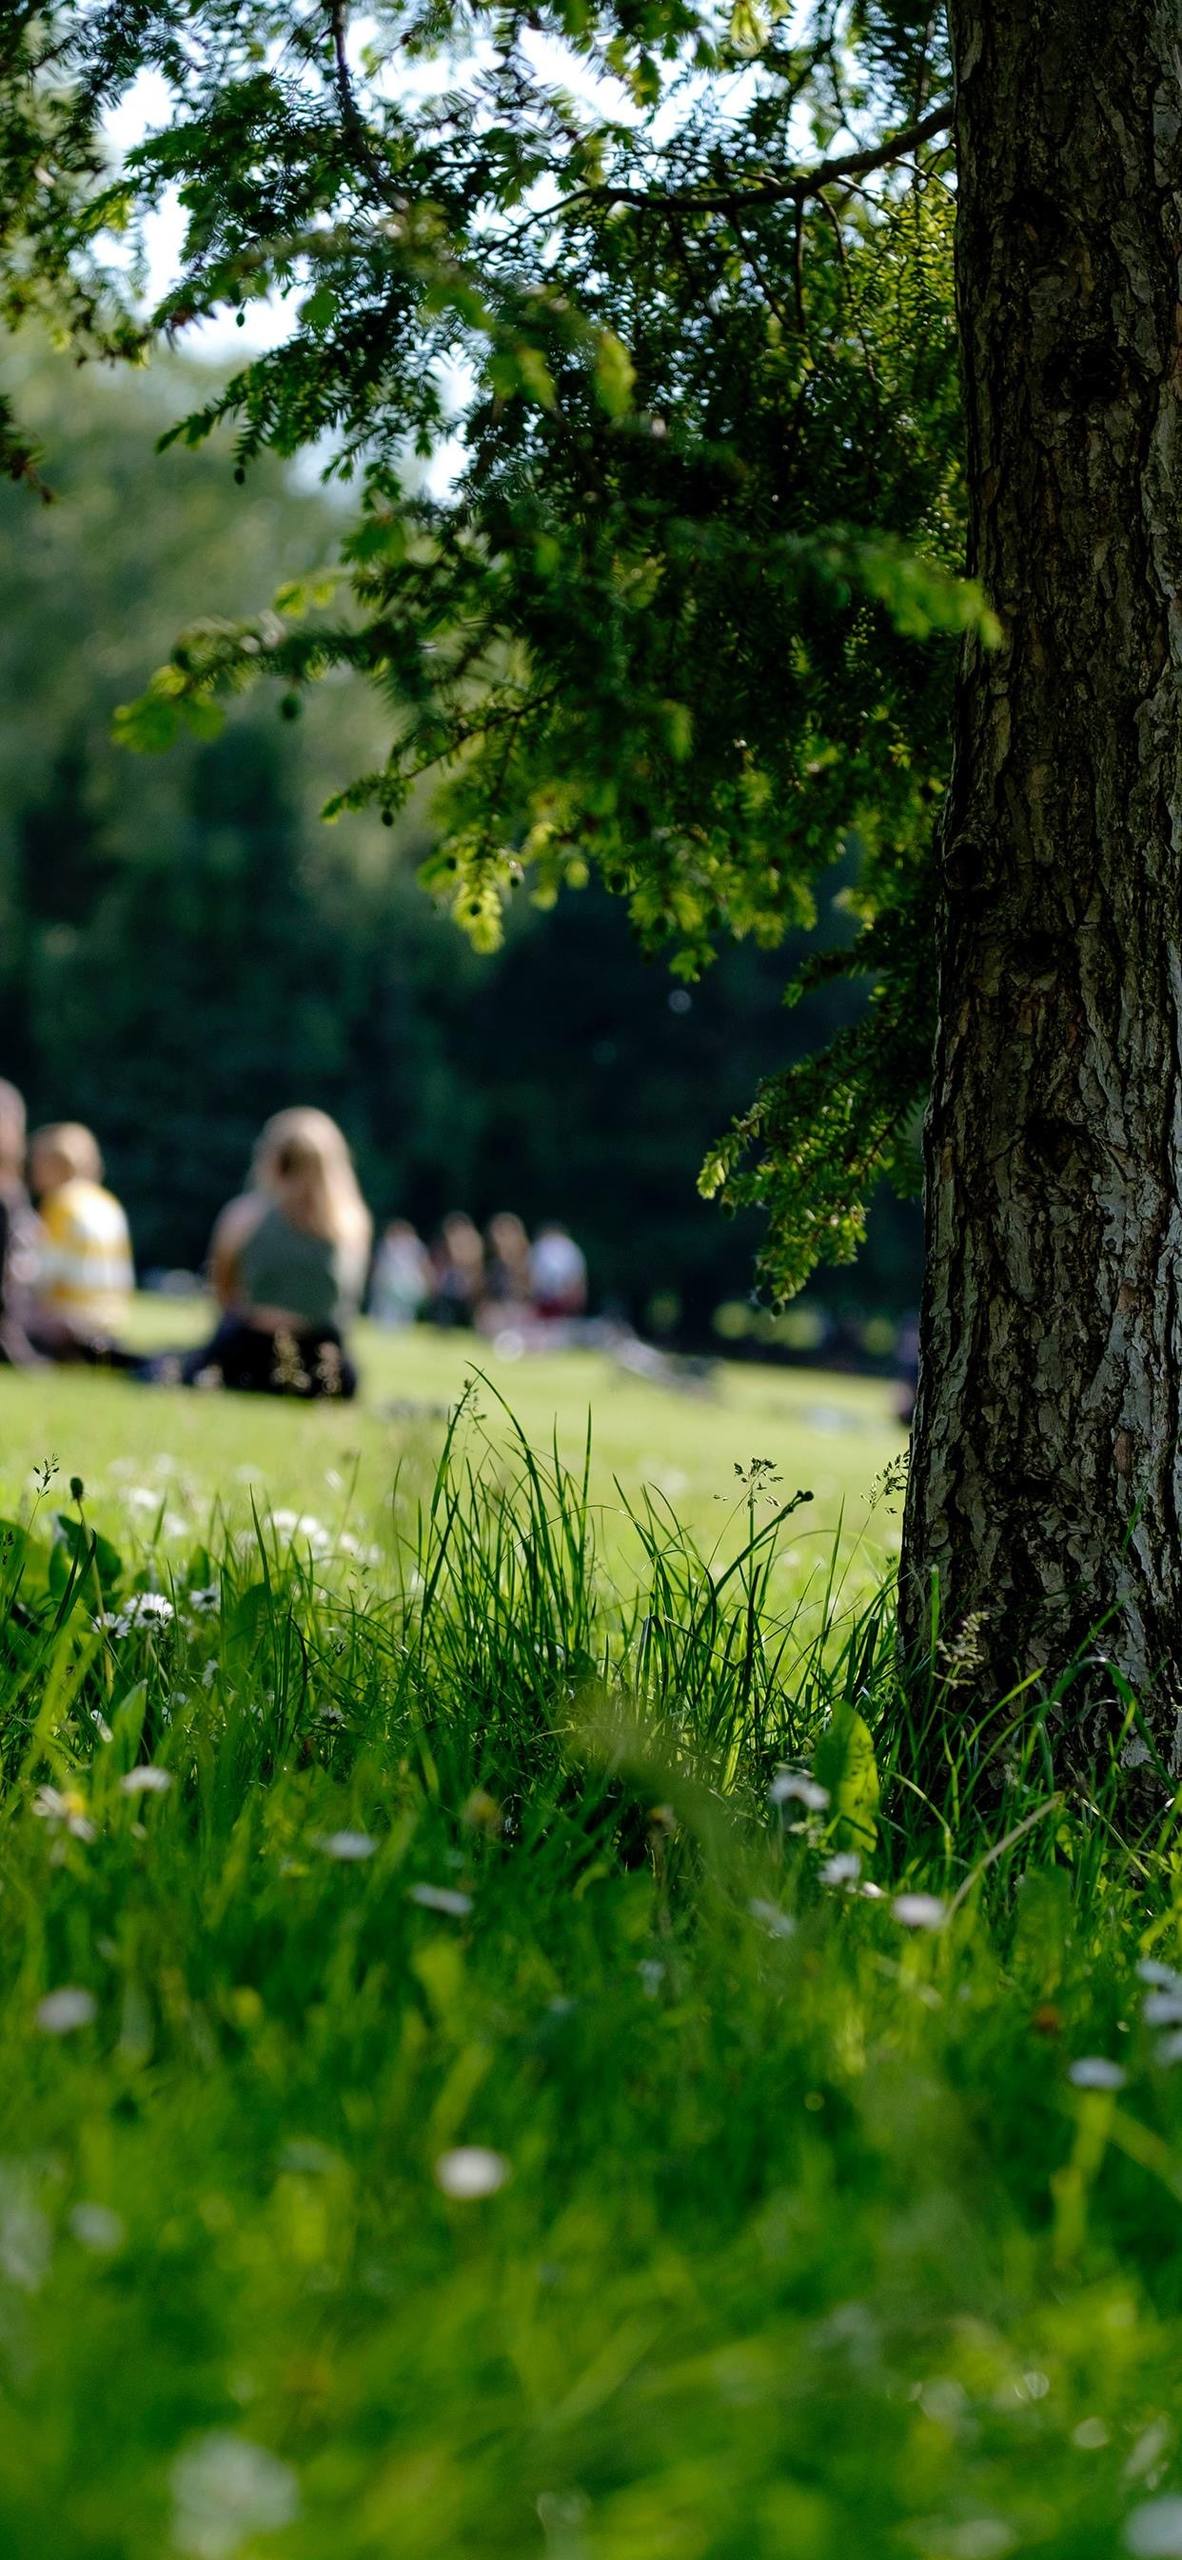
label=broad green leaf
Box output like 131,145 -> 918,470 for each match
0,1520 -> 52,1608
813,1705 -> 880,1854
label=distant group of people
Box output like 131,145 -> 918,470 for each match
0,1086 -> 136,1369
369,1210 -> 587,1336
0,1077 -> 588,1401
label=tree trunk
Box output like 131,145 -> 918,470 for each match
900,4 -> 1182,1769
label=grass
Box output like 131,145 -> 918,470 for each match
0,1302 -> 903,1554
0,1335 -> 1180,2560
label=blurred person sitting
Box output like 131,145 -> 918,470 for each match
429,1212 -> 484,1327
369,1218 -> 432,1328
482,1212 -> 532,1311
530,1222 -> 588,1321
179,1107 -> 371,1398
0,1079 -> 44,1367
28,1120 -> 135,1360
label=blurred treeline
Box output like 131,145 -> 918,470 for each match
0,349 -> 920,1337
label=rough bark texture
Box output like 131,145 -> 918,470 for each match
900,4 -> 1182,1765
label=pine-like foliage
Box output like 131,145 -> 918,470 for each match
0,1 -> 990,1294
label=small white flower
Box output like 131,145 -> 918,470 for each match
36,1987 -> 96,2035
1126,2499 -> 1182,2558
1069,2056 -> 1126,2091
1142,1991 -> 1182,2028
748,1896 -> 796,1940
944,2527 -> 1014,2560
637,1958 -> 666,1996
819,1852 -> 861,1888
186,1586 -> 220,1616
1136,1958 -> 1182,1992
538,2492 -> 591,2539
769,1770 -> 830,1812
407,1882 -> 472,1917
104,1591 -> 176,1640
125,1591 -> 175,1624
1127,2422 -> 1172,2483
0,2170 -> 52,2293
69,2202 -> 125,2253
893,1892 -> 948,1931
434,2146 -> 511,2199
32,1785 -> 96,1843
315,1830 -> 377,1862
336,1532 -> 381,1567
858,1880 -> 887,1900
268,1510 -> 330,1556
171,2432 -> 300,2559
1153,2028 -> 1182,2066
119,1766 -> 172,1797
202,1661 -> 218,1689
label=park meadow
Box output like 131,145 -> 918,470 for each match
5,2 -> 1182,2552
0,1333 -> 1180,2559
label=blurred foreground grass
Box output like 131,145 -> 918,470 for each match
0,1342 -> 1180,2560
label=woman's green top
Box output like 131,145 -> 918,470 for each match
238,1202 -> 352,1331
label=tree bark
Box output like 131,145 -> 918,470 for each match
900,4 -> 1182,1768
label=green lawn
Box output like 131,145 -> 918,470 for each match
0,1333 -> 1180,2560
0,1305 -> 904,1592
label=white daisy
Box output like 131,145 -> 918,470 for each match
434,2147 -> 510,2199
769,1770 -> 830,1812
36,1987 -> 97,2035
892,1892 -> 947,1930
407,1882 -> 472,1917
119,1766 -> 173,1797
1068,2056 -> 1126,2091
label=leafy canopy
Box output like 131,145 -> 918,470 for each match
0,0 -> 986,1294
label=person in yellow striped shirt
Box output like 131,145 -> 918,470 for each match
30,1122 -> 134,1349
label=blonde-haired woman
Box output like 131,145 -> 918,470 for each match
182,1108 -> 372,1398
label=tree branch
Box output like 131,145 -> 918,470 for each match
326,0 -> 405,215
563,102 -> 953,222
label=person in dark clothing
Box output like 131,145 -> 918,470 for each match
482,1211 -> 532,1311
0,1080 -> 44,1368
429,1212 -> 484,1327
174,1107 -> 372,1398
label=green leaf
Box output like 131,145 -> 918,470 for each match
813,1706 -> 880,1854
179,696 -> 224,741
344,513 -> 407,567
0,1520 -> 53,1608
112,691 -> 182,754
592,329 -> 635,419
109,1679 -> 148,1763
224,1582 -> 274,1673
660,699 -> 693,761
50,1514 -> 125,1602
488,345 -> 557,410
299,284 -> 338,333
